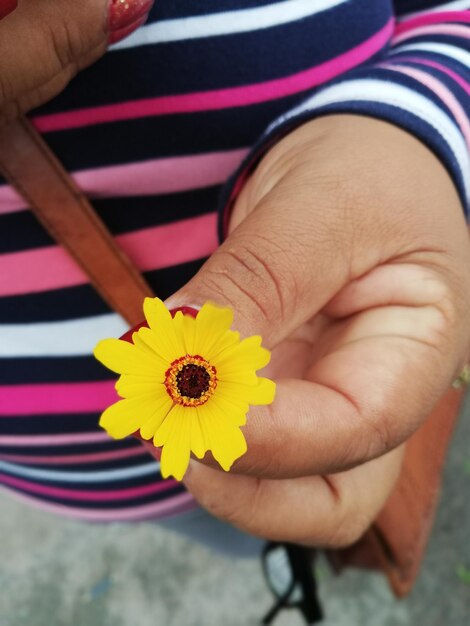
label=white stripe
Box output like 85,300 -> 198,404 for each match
111,0 -> 348,50
0,460 -> 159,483
0,313 -> 128,358
267,78 -> 470,202
393,42 -> 470,68
401,0 -> 470,19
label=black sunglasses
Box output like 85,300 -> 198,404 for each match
261,543 -> 324,625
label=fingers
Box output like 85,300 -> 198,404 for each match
0,1 -> 17,21
183,445 -> 404,547
199,300 -> 462,479
0,0 -> 153,122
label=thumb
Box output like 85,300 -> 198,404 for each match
165,179 -> 351,347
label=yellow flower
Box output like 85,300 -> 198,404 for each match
94,298 -> 276,480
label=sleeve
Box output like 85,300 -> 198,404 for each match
218,2 -> 470,238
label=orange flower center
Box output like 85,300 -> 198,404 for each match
164,355 -> 217,407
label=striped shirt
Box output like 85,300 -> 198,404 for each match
1,0 -> 469,521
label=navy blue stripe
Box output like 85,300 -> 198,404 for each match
41,99 -> 301,171
397,33 -> 470,48
393,0 -> 454,14
0,258 -> 206,324
0,356 -> 111,385
32,0 -> 389,113
0,413 -> 104,435
151,0 -> 282,20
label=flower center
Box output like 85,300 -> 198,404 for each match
164,355 -> 217,407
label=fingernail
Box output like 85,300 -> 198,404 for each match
107,0 -> 154,44
169,305 -> 200,319
0,0 -> 17,20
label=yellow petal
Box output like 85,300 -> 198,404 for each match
143,297 -> 172,330
194,302 -> 236,359
160,441 -> 191,481
115,375 -> 166,399
159,405 -> 192,480
181,313 -> 197,355
194,404 -> 214,450
131,332 -> 169,370
216,369 -> 259,386
191,407 -> 208,458
99,393 -> 158,439
139,395 -> 173,440
201,402 -> 247,471
208,392 -> 249,426
217,378 -> 276,406
94,338 -> 158,376
212,335 -> 271,373
136,325 -> 181,366
248,377 -> 276,405
143,298 -> 185,360
153,403 -> 180,447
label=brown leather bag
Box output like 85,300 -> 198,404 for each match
0,117 -> 466,597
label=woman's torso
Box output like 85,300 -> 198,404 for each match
0,0 -> 393,520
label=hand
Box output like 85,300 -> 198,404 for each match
157,115 -> 470,547
0,0 -> 153,125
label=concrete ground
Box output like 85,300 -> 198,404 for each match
1,395 -> 469,626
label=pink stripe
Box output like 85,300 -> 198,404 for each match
0,446 -> 147,465
0,185 -> 24,215
0,212 -> 218,297
396,11 -> 470,35
1,473 -> 178,501
393,23 -> 470,44
33,20 -> 394,133
0,149 -> 247,216
0,381 -> 118,416
394,56 -> 470,96
1,486 -> 196,521
385,64 -> 470,149
0,432 -> 110,447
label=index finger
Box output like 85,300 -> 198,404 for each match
204,306 -> 461,478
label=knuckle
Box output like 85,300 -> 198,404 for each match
206,237 -> 296,330
48,21 -> 78,72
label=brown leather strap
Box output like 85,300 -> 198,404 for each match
0,117 -> 153,326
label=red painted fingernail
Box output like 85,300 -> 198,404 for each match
108,0 -> 154,44
0,0 -> 18,21
170,306 -> 199,319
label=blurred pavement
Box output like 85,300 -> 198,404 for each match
1,395 -> 469,626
